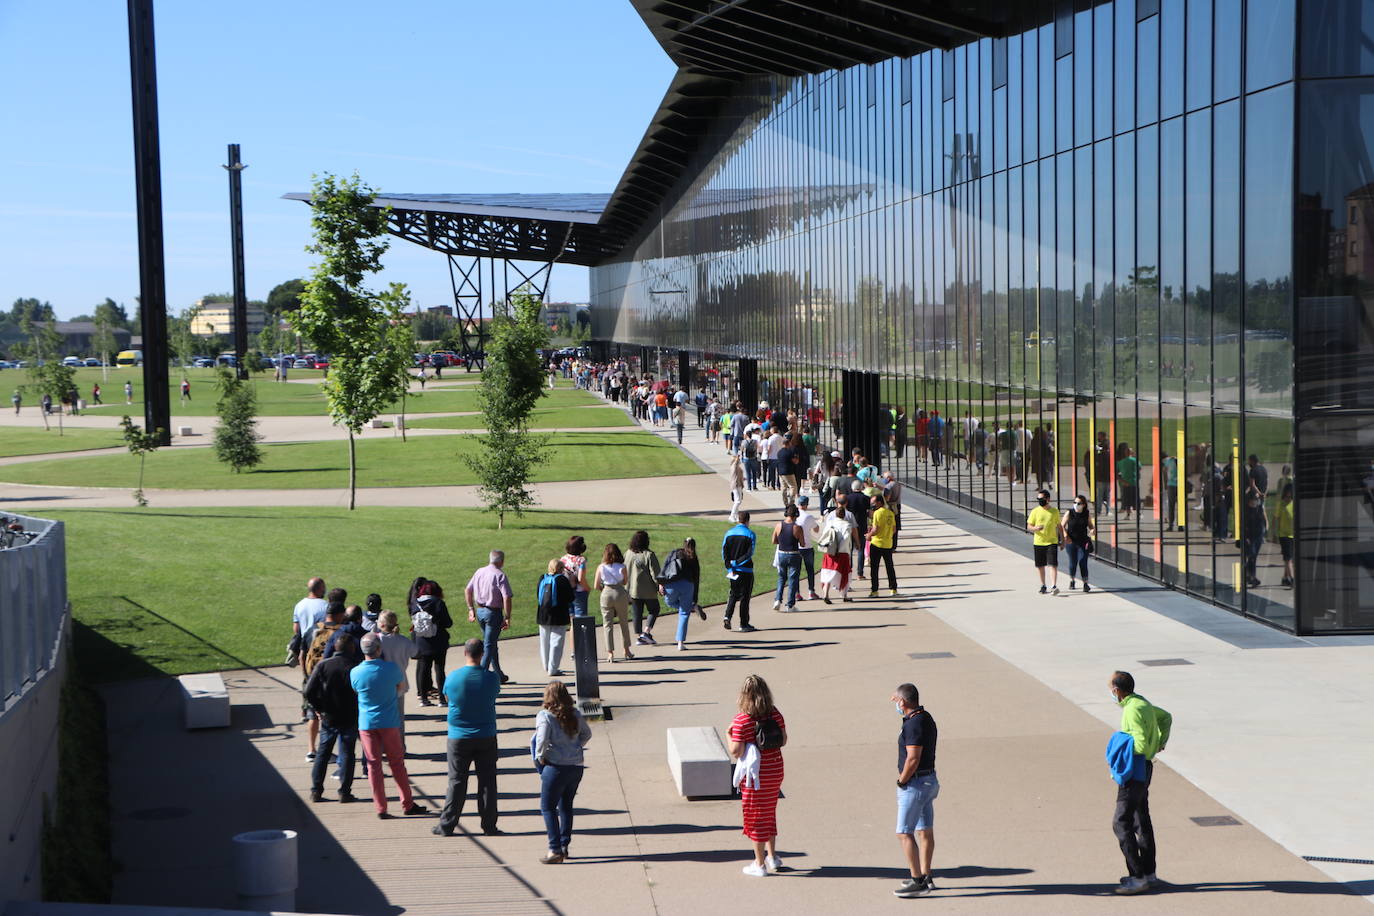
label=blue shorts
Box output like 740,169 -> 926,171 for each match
896,773 -> 939,833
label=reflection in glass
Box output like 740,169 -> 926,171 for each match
1245,0 -> 1295,92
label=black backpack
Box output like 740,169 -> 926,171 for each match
754,712 -> 785,751
745,438 -> 759,459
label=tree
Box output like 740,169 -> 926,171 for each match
389,318 -> 419,442
17,317 -> 75,434
212,368 -> 263,472
92,304 -> 118,381
10,298 -> 55,324
463,289 -> 550,528
119,416 -> 163,506
95,297 -> 131,330
169,305 -> 201,374
293,172 -> 415,510
266,279 -> 306,316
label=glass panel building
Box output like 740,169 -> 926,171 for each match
590,1 -> 1374,635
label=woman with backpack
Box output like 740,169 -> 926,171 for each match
658,537 -> 703,651
625,530 -> 663,646
594,543 -> 634,663
728,674 -> 787,877
409,579 -> 452,706
537,559 -> 575,676
533,680 -> 592,864
817,494 -> 857,604
560,536 -> 592,617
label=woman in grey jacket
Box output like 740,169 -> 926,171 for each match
535,681 -> 592,863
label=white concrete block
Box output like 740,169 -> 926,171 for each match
176,425 -> 193,437
369,418 -> 386,429
179,673 -> 230,729
666,726 -> 732,798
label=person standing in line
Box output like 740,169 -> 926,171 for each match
706,396 -> 720,442
1108,670 -> 1172,895
290,577 -> 330,759
1027,489 -> 1063,595
1062,494 -> 1096,592
594,543 -> 634,662
124,380 -> 134,404
722,512 -> 758,632
729,403 -> 748,455
867,494 -> 898,598
776,433 -> 800,509
743,431 -> 762,491
659,537 -> 703,651
892,682 -> 939,898
847,481 -> 871,583
534,680 -> 593,863
795,495 -> 821,601
1117,446 -> 1140,520
695,389 -> 708,427
1242,492 -> 1268,587
1161,452 -> 1180,530
375,611 -> 417,748
560,536 -> 592,618
625,530 -> 663,646
180,377 -> 191,402
728,453 -> 745,523
537,559 -> 575,677
728,674 -> 787,877
465,552 -> 514,685
350,634 -> 421,819
410,581 -> 452,705
722,405 -> 735,452
303,632 -> 361,804
1275,484 -> 1295,588
433,638 -> 503,837
817,493 -> 857,604
771,505 -> 804,613
880,470 -> 903,548
673,400 -> 686,444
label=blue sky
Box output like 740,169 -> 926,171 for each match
0,0 -> 676,319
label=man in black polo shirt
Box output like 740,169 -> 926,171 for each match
303,632 -> 361,803
892,682 -> 939,898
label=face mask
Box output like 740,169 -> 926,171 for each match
894,703 -> 904,715
1109,692 -> 1118,704
1038,497 -> 1048,506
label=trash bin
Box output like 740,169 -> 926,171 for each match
232,828 -> 297,911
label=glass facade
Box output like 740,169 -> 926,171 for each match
590,0 -> 1374,634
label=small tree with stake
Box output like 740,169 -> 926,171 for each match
212,367 -> 263,472
119,416 -> 163,507
17,317 -> 76,435
463,289 -> 550,528
293,172 -> 414,509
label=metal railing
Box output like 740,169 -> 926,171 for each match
0,514 -> 67,708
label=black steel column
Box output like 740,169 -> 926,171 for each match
738,357 -> 758,411
677,349 -> 690,391
842,370 -> 882,471
223,143 -> 248,379
127,0 -> 171,444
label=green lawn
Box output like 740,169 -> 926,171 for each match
407,405 -> 633,430
0,427 -> 125,458
45,506 -> 739,681
64,370 -> 601,418
0,430 -> 701,490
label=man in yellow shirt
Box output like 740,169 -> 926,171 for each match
867,494 -> 898,598
1026,489 -> 1063,595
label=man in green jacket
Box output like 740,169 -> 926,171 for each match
1109,670 -> 1172,895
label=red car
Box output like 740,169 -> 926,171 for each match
313,358 -> 330,370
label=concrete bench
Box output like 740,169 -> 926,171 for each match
176,425 -> 193,437
666,726 -> 732,798
178,673 -> 230,729
369,417 -> 386,429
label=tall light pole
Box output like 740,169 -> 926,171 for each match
127,0 -> 171,443
224,143 -> 249,379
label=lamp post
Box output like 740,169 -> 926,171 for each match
223,143 -> 249,379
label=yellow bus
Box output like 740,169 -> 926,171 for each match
115,350 -> 143,367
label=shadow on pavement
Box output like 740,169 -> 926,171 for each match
933,878 -> 1370,898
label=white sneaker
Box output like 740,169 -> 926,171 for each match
742,862 -> 768,877
1114,876 -> 1149,895
765,855 -> 784,873
771,600 -> 782,611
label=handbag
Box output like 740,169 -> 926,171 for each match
753,712 -> 785,751
656,550 -> 683,584
1085,537 -> 1096,555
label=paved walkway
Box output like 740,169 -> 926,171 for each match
83,394 -> 1372,914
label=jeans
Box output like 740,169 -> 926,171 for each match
664,580 -> 695,642
895,773 -> 940,832
774,552 -> 802,608
358,727 -> 413,815
745,457 -> 760,489
630,597 -> 660,635
799,547 -> 816,594
868,544 -> 897,591
476,607 -> 504,677
312,718 -> 357,795
540,763 -> 584,852
439,735 -> 499,833
572,590 -> 590,617
1066,541 -> 1090,582
539,625 -> 567,674
763,458 -> 778,487
724,571 -> 754,626
1113,761 -> 1156,879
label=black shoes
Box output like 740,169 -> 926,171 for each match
483,827 -> 506,837
722,618 -> 732,630
738,624 -> 758,633
402,803 -> 424,816
432,825 -> 453,837
309,789 -> 323,803
337,791 -> 357,803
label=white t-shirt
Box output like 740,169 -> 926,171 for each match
599,562 -> 626,586
293,596 -> 328,635
766,432 -> 784,458
796,509 -> 820,547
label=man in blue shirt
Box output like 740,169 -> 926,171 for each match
350,634 -> 422,819
434,638 -> 503,837
721,512 -> 758,632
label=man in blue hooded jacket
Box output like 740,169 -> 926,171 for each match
721,512 -> 757,632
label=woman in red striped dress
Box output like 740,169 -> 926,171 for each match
727,675 -> 787,876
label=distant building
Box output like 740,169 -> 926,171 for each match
425,305 -> 454,316
53,322 -> 131,357
190,303 -> 266,338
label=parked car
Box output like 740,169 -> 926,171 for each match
84,357 -> 101,367
62,356 -> 83,367
260,357 -> 276,369
0,360 -> 12,370
193,357 -> 215,369
313,358 -> 330,370
293,358 -> 310,369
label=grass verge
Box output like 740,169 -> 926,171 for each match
0,427 -> 125,458
406,405 -> 634,430
0,430 -> 701,490
44,506 -> 741,680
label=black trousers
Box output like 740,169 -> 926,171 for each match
799,547 -> 816,594
724,571 -> 754,626
440,735 -> 499,833
1113,761 -> 1156,879
415,644 -> 447,699
868,544 -> 898,592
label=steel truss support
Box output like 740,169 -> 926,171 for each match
445,255 -> 559,371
